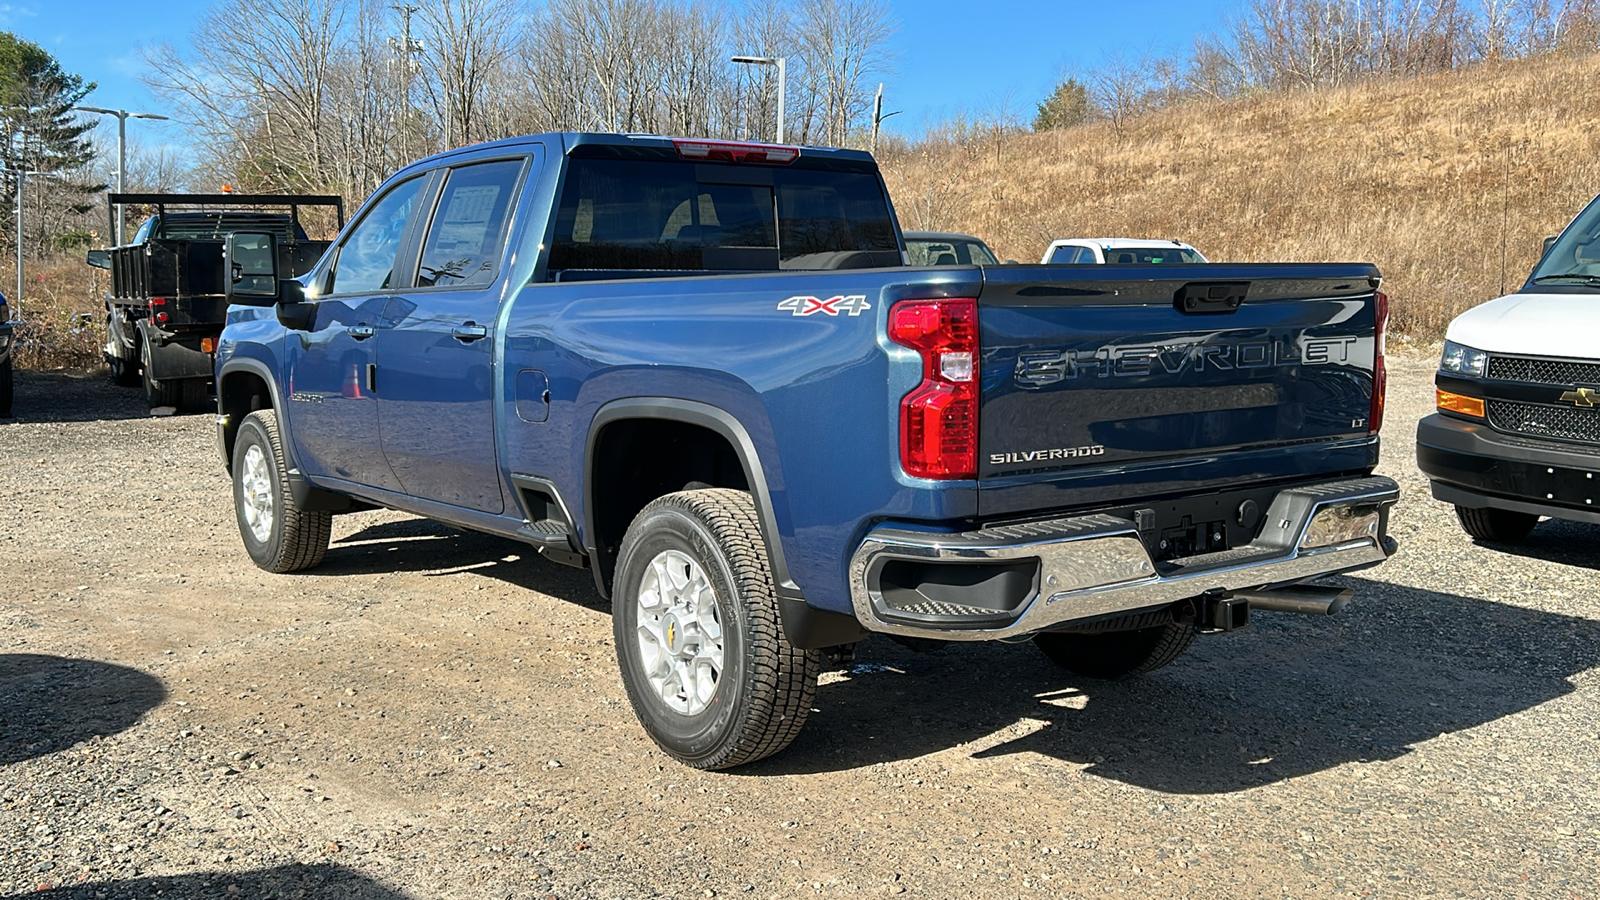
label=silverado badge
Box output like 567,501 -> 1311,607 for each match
1560,387 -> 1600,408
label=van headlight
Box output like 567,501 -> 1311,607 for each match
1440,340 -> 1488,377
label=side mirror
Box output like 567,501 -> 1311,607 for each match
1542,235 -> 1558,257
224,231 -> 281,305
84,249 -> 110,270
1002,259 -> 1020,265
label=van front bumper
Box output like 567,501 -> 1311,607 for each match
1417,412 -> 1600,525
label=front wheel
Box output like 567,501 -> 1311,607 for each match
1033,622 -> 1198,679
612,489 -> 820,770
232,409 -> 331,573
1454,505 -> 1539,543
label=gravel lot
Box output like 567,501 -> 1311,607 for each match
3,347 -> 1598,900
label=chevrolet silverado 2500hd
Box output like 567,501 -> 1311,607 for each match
214,133 -> 1398,769
1419,192 -> 1600,541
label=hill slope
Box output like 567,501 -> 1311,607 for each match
878,53 -> 1600,337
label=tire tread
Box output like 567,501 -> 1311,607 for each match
237,409 -> 330,573
1454,505 -> 1538,543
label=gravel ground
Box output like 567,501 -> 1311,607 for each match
2,348 -> 1598,900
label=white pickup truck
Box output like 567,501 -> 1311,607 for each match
1041,238 -> 1208,265
1417,192 -> 1600,541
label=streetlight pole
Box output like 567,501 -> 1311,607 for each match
15,169 -> 59,313
731,55 -> 786,143
71,106 -> 169,246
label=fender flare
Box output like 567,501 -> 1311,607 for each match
215,355 -> 351,513
585,397 -> 866,651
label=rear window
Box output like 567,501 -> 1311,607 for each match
907,238 -> 996,266
155,213 -> 309,243
1102,247 -> 1206,264
547,157 -> 900,277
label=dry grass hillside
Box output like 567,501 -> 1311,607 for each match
879,52 -> 1600,338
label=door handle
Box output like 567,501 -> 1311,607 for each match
347,324 -> 375,340
452,323 -> 489,342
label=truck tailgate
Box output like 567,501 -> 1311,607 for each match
976,263 -> 1383,517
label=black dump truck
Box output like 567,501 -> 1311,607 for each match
86,193 -> 343,410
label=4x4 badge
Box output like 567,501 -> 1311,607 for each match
777,294 -> 871,317
1560,387 -> 1600,407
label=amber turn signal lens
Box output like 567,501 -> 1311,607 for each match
1436,389 -> 1485,418
201,338 -> 216,353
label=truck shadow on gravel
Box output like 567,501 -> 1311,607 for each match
320,516 -> 607,610
4,371 -> 155,424
19,863 -> 409,899
0,655 -> 165,766
1468,517 -> 1600,572
758,576 -> 1600,793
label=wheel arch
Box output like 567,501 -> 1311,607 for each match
585,398 -> 793,599
216,356 -> 285,474
584,398 -> 866,650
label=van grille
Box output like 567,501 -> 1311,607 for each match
1487,400 -> 1600,444
1487,355 -> 1600,386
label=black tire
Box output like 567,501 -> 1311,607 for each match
178,378 -> 212,415
0,357 -> 12,418
141,337 -> 180,408
107,314 -> 140,387
1033,622 -> 1198,680
231,409 -> 331,573
1454,505 -> 1539,542
612,489 -> 821,770
108,353 -> 139,387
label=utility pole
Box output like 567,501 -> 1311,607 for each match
391,4 -> 422,159
870,84 -> 900,154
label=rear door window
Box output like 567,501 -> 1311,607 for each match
415,159 -> 525,288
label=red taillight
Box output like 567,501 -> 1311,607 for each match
672,139 -> 799,164
149,297 -> 166,307
154,311 -> 170,324
1369,290 -> 1388,436
890,298 -> 979,479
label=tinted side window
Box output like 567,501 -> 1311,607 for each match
327,176 -> 426,295
1049,246 -> 1081,264
416,160 -> 524,288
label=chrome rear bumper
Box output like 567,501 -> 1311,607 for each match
848,476 -> 1399,641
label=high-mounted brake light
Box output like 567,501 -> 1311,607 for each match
890,298 -> 979,480
1369,290 -> 1388,436
673,139 -> 799,164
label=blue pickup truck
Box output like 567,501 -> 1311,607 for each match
214,133 -> 1399,769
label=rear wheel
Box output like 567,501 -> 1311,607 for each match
1033,622 -> 1198,679
232,409 -> 330,573
612,489 -> 820,770
141,337 -> 180,408
106,314 -> 139,387
1454,505 -> 1539,543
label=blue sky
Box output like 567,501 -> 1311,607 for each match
10,0 -> 1239,152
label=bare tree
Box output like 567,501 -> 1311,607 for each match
793,0 -> 896,146
415,0 -> 517,148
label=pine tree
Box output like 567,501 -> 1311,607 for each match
0,32 -> 99,254
1033,77 -> 1091,132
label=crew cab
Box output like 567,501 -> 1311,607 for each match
214,133 -> 1398,770
1043,238 -> 1208,265
1418,192 -> 1600,541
